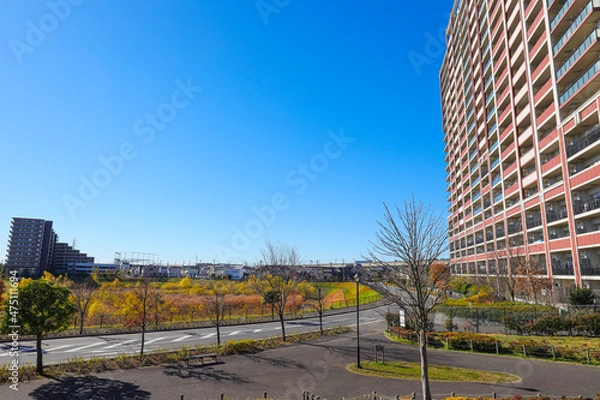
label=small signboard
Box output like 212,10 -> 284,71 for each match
399,309 -> 406,328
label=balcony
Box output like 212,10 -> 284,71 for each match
559,59 -> 600,106
550,0 -> 576,31
566,124 -> 600,157
553,0 -> 596,55
547,207 -> 569,222
507,222 -> 523,234
492,174 -> 502,186
551,263 -> 575,276
556,29 -> 600,80
526,216 -> 543,229
581,264 -> 600,275
573,196 -> 600,214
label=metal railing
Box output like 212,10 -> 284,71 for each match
566,124 -> 600,157
573,197 -> 600,214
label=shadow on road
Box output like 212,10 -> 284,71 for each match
163,363 -> 251,383
245,354 -> 309,370
29,375 -> 151,400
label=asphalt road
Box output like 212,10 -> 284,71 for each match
2,318 -> 600,400
0,306 -> 388,365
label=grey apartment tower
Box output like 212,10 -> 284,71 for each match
5,217 -> 94,276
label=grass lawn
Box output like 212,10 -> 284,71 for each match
348,361 -> 519,383
386,330 -> 600,365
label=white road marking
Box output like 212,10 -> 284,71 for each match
253,329 -> 262,333
0,353 -> 8,357
102,339 -> 137,349
142,337 -> 166,346
65,342 -> 105,353
45,344 -> 75,352
228,331 -> 241,336
91,351 -> 120,355
200,333 -> 217,339
172,335 -> 193,342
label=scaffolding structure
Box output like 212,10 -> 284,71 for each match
114,251 -> 159,266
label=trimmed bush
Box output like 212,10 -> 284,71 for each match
525,315 -> 569,336
573,313 -> 600,336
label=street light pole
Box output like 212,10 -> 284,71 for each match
355,273 -> 361,369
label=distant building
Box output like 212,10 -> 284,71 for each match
66,262 -> 118,275
4,217 -> 95,277
52,242 -> 95,273
5,218 -> 55,276
226,265 -> 251,280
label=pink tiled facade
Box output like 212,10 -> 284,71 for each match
441,0 -> 600,297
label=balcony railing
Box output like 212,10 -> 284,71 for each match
470,162 -> 479,174
552,263 -> 574,275
486,89 -> 494,105
469,148 -> 478,160
526,216 -> 543,229
553,1 -> 594,54
507,222 -> 523,234
559,59 -> 600,106
566,124 -> 600,157
556,29 -> 599,79
550,0 -> 576,30
547,208 -> 568,222
573,197 -> 600,214
581,265 -> 600,275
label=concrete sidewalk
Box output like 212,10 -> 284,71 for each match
2,321 -> 598,400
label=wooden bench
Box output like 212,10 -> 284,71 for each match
184,353 -> 219,365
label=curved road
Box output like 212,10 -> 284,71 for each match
2,307 -> 600,399
1,306 -> 387,366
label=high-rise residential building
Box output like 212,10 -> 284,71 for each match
4,217 -> 94,276
5,218 -> 55,276
441,0 -> 600,299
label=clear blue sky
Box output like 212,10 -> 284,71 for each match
0,0 -> 452,264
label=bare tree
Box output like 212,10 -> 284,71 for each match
202,280 -> 230,346
68,277 -> 99,334
366,199 -> 449,400
514,256 -> 551,304
126,279 -> 164,357
250,239 -> 301,341
490,240 -> 550,303
302,281 -> 329,335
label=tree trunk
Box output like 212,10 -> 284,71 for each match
36,334 -> 43,375
140,324 -> 145,357
279,312 -> 286,341
79,311 -> 84,335
216,318 -> 221,347
318,311 -> 323,336
419,329 -> 432,400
